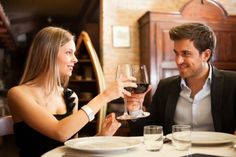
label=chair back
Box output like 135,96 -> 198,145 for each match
0,115 -> 13,136
76,31 -> 107,133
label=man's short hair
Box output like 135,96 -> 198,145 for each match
169,23 -> 216,58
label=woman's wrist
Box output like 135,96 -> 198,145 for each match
81,105 -> 95,122
100,90 -> 110,103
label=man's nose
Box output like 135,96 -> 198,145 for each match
176,56 -> 184,64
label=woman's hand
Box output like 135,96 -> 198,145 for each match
102,76 -> 137,101
97,113 -> 121,136
125,85 -> 152,112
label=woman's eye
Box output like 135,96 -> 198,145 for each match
66,51 -> 72,55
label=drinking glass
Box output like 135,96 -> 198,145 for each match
116,64 -> 150,120
144,125 -> 163,151
172,125 -> 192,151
116,64 -> 132,120
128,64 -> 150,118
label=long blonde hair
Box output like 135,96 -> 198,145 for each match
19,26 -> 74,93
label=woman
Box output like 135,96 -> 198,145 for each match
7,26 -> 136,157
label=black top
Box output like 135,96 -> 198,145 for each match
13,88 -> 76,157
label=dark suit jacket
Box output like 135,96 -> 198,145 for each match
129,66 -> 236,135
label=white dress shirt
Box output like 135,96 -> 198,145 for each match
174,65 -> 215,131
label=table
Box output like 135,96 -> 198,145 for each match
42,137 -> 236,157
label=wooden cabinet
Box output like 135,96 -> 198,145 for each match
138,0 -> 236,104
68,31 -> 106,136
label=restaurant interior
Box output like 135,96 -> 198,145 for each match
0,0 -> 236,156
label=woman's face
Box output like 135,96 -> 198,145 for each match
57,39 -> 77,77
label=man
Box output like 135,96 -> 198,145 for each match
127,23 -> 236,135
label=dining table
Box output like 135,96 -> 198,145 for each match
42,135 -> 236,157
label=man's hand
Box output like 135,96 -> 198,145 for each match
125,85 -> 152,112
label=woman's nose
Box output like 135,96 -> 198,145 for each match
72,54 -> 78,63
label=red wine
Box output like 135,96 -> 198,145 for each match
124,83 -> 149,94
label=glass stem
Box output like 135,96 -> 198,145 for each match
124,98 -> 128,116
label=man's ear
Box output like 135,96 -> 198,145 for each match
202,49 -> 211,62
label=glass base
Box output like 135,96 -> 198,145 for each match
117,111 -> 150,120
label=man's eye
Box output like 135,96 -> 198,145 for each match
183,51 -> 190,56
173,51 -> 178,56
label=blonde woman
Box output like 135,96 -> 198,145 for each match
7,26 -> 136,157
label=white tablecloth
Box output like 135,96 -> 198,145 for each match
42,137 -> 236,157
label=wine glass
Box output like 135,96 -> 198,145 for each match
116,64 -> 150,120
129,64 -> 150,118
116,64 -> 133,120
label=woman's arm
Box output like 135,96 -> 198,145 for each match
8,79 -> 136,142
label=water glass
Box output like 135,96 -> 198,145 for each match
172,125 -> 191,151
143,125 -> 163,151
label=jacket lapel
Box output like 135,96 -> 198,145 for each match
164,77 -> 181,133
211,67 -> 224,131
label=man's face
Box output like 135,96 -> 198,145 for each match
173,39 -> 210,79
